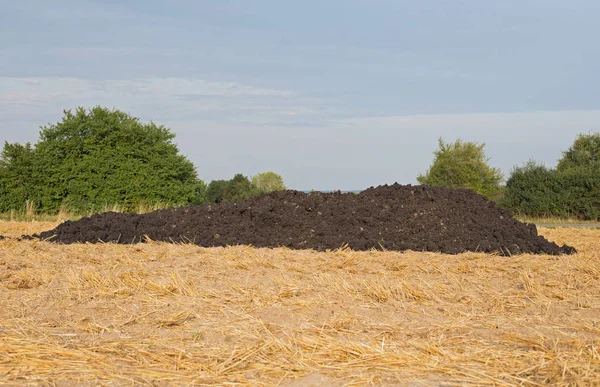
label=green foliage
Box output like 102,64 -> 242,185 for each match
0,106 -> 207,213
417,138 -> 504,199
252,172 -> 286,193
502,132 -> 600,220
0,142 -> 35,210
557,132 -> 600,171
501,161 -> 562,216
224,173 -> 258,201
205,172 -> 287,204
206,174 -> 260,203
206,180 -> 229,204
502,161 -> 600,220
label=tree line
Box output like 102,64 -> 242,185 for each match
1,106 -> 598,220
418,134 -> 600,220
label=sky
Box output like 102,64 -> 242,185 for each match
1,0 -> 599,190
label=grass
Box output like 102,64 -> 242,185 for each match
516,216 -> 600,225
0,223 -> 599,385
0,201 -> 176,222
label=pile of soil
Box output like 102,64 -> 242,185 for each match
35,184 -> 576,255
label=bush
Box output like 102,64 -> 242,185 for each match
557,132 -> 600,172
205,172 -> 289,204
252,172 -> 286,193
502,131 -> 600,220
206,174 -> 261,203
501,161 -> 563,217
0,143 -> 35,211
417,138 -> 503,200
0,106 -> 206,214
556,166 -> 600,220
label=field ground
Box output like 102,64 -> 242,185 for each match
1,222 -> 599,386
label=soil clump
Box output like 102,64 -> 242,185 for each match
35,184 -> 576,255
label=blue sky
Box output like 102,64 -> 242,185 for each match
1,0 -> 599,190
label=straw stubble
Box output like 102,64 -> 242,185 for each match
0,222 -> 598,385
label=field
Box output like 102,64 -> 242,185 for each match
1,221 -> 599,386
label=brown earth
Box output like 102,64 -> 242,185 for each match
36,184 -> 575,255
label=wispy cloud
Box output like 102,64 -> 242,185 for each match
336,110 -> 600,135
0,76 -> 313,127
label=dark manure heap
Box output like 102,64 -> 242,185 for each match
36,184 -> 576,255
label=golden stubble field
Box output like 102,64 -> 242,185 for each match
0,221 -> 599,386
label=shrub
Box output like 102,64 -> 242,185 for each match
417,138 -> 503,199
252,172 -> 286,193
502,131 -> 600,220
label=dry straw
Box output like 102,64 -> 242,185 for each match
0,223 -> 598,385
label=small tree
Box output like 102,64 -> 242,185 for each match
417,138 -> 503,199
252,172 -> 286,193
557,132 -> 600,171
206,180 -> 229,203
206,174 -> 260,203
223,174 -> 257,202
0,142 -> 35,211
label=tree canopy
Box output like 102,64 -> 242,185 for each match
205,172 -> 287,204
556,132 -> 600,172
0,106 -> 206,213
502,131 -> 600,220
252,172 -> 286,193
417,138 -> 503,199
206,173 -> 264,203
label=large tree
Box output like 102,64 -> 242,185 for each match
0,106 -> 206,213
417,138 -> 504,200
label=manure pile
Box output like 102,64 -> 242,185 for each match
37,184 -> 575,255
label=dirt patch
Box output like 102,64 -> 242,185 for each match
36,184 -> 575,255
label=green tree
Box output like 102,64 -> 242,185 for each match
501,132 -> 600,220
206,180 -> 229,203
223,173 -> 257,202
206,174 -> 263,203
502,160 -> 600,220
501,161 -> 561,216
252,171 -> 286,193
0,106 -> 206,213
417,138 -> 504,200
557,132 -> 600,171
0,142 -> 36,210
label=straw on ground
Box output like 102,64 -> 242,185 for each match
0,222 -> 599,385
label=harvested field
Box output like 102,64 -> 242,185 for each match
37,185 -> 575,255
1,222 -> 599,386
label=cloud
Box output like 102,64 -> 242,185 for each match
0,76 -> 310,125
336,110 -> 600,132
